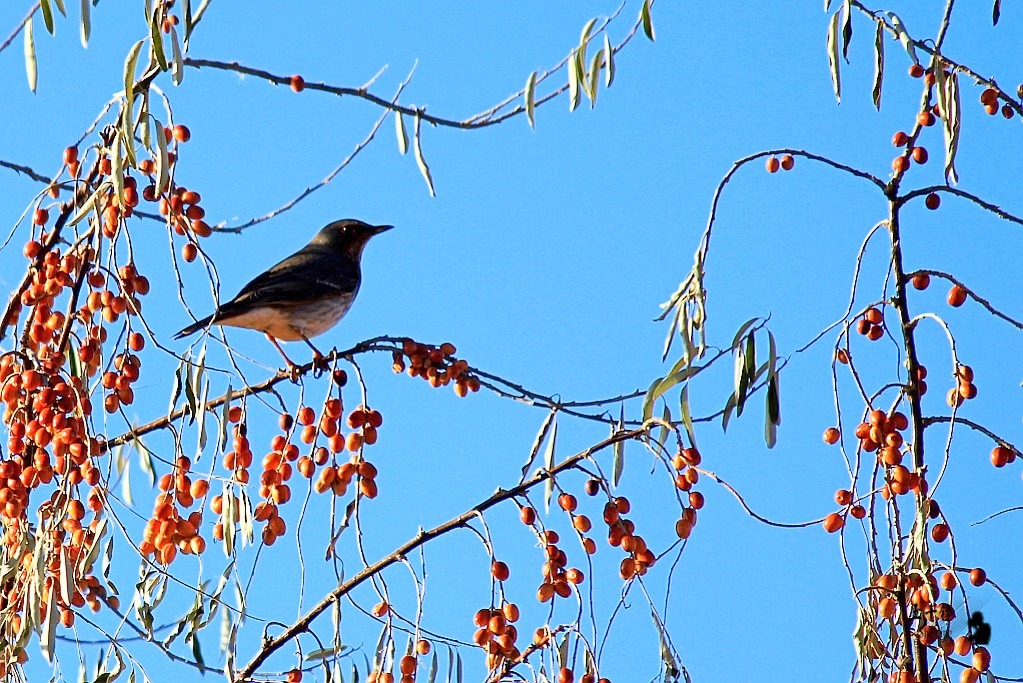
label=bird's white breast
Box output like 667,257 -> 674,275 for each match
221,295 -> 355,341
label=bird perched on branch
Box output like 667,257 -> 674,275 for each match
174,219 -> 392,375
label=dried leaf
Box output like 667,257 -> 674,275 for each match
993,0 -> 1001,25
871,21 -> 884,109
938,70 -> 961,185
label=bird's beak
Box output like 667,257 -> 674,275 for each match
368,224 -> 393,236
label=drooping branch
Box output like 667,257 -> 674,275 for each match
233,425 -> 651,681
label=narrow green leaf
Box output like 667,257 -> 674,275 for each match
53,0 -> 67,15
612,406 -> 625,487
721,391 -> 737,432
521,409 -> 557,481
111,136 -> 124,203
167,360 -> 183,414
640,0 -> 655,41
124,40 -> 144,122
41,592 -> 57,662
80,0 -> 91,47
841,0 -> 853,60
588,50 -> 602,107
730,317 -> 759,350
121,452 -> 133,505
824,0 -> 834,10
394,111 -> 408,154
567,49 -> 581,111
413,113 -> 436,197
885,12 -> 918,65
524,71 -> 537,129
679,384 -> 697,450
871,21 -> 884,110
170,25 -> 183,85
188,0 -> 212,43
428,651 -> 437,683
643,361 -> 704,422
603,33 -> 615,87
543,419 -> 558,513
150,10 -> 168,71
827,10 -> 842,103
579,17 -> 598,46
657,404 -> 672,450
68,180 -> 111,226
134,435 -> 155,486
155,119 -> 170,193
41,0 -> 55,35
24,17 -> 37,93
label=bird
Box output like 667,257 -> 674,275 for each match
174,219 -> 392,374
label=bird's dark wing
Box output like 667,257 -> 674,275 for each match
212,244 -> 360,319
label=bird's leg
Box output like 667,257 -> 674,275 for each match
301,336 -> 329,376
265,333 -> 302,381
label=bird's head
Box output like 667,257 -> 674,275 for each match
313,219 -> 393,259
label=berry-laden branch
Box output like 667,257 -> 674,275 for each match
233,425 -> 651,682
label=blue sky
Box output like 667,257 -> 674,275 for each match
1,2 -> 1022,682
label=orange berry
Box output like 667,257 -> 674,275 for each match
892,155 -> 910,173
946,284 -> 967,307
172,124 -> 191,142
911,273 -> 930,290
969,567 -> 986,586
823,427 -> 840,445
765,157 -> 780,173
519,506 -> 536,525
972,647 -> 990,672
822,512 -> 844,533
182,242 -> 198,262
290,75 -> 305,92
491,560 -> 510,581
930,523 -> 950,542
780,154 -> 794,171
286,670 -> 303,683
918,111 -> 935,126
892,131 -> 909,147
925,192 -> 941,210
911,146 -> 928,164
908,64 -> 925,78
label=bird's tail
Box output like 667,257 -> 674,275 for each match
174,314 -> 215,340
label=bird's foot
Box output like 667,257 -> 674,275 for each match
311,350 -> 329,378
286,361 -> 302,383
